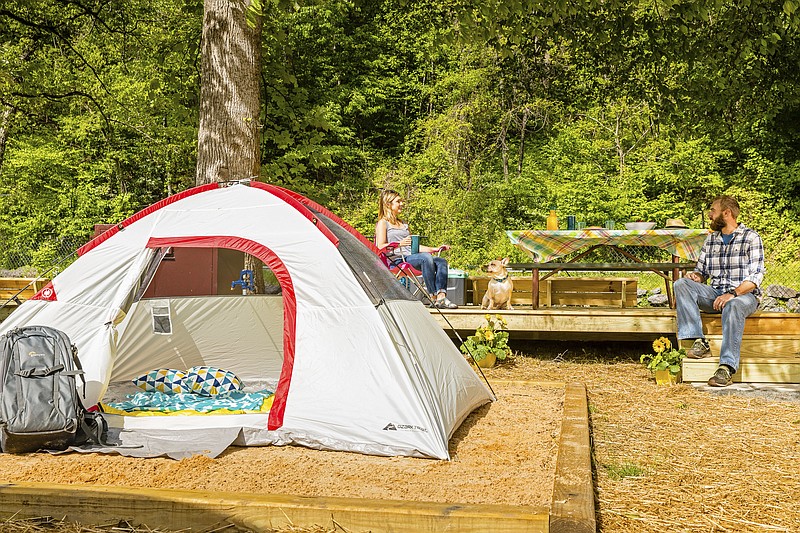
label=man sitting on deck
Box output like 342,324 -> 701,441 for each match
674,195 -> 764,387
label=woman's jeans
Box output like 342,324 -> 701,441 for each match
674,277 -> 759,373
404,253 -> 449,297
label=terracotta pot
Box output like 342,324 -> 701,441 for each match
654,369 -> 681,385
476,352 -> 497,368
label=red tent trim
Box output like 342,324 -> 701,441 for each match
146,235 -> 295,431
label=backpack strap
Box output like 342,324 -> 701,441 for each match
15,364 -> 65,378
70,344 -> 87,399
78,411 -> 112,446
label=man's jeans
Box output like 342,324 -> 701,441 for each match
674,278 -> 759,373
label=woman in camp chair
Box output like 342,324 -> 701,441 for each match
376,189 -> 457,309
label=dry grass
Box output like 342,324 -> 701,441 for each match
488,342 -> 800,533
5,341 -> 800,532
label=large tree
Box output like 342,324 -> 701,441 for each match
195,0 -> 264,291
196,0 -> 262,184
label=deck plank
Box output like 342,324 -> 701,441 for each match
683,358 -> 800,383
431,308 -> 677,340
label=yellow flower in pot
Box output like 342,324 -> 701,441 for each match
640,336 -> 686,385
459,314 -> 512,368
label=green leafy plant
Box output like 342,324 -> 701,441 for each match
459,314 -> 513,363
639,336 -> 686,376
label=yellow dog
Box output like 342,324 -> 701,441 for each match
481,258 -> 513,310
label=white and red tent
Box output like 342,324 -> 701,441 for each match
2,182 -> 493,459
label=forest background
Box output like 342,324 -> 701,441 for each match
1,0 -> 799,278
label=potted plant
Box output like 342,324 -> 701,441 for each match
459,314 -> 513,368
640,336 -> 686,385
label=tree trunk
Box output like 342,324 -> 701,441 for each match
196,0 -> 262,185
196,0 -> 264,292
517,106 -> 529,178
0,106 -> 11,177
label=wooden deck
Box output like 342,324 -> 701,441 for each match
1,277 -> 49,321
430,306 -> 678,341
431,307 -> 800,384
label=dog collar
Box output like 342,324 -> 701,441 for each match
492,274 -> 509,282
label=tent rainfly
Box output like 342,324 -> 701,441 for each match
1,182 -> 494,459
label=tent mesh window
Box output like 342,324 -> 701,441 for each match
151,303 -> 172,334
313,211 -> 422,305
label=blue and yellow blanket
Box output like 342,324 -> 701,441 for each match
102,389 -> 274,416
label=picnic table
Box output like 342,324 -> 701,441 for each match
505,228 -> 711,308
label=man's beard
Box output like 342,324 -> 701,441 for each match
709,213 -> 726,231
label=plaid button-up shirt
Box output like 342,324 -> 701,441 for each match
695,223 -> 765,296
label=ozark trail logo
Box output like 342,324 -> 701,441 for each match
382,422 -> 427,432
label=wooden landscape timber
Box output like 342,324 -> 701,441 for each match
0,483 -> 550,533
0,277 -> 49,322
0,381 -> 594,533
550,383 -> 595,533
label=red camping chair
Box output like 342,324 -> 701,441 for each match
377,242 -> 448,301
377,242 -> 427,298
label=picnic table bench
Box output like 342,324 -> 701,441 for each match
469,261 -> 696,308
508,261 -> 696,309
469,273 -> 640,308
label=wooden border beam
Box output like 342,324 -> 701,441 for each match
0,483 -> 549,533
550,382 -> 596,533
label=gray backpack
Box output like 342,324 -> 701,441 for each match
0,325 -> 92,453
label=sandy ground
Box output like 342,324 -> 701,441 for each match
4,341 -> 800,533
0,381 -> 562,509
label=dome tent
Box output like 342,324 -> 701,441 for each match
2,182 -> 493,459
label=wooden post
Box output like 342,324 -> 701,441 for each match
671,254 -> 680,284
532,267 -> 540,309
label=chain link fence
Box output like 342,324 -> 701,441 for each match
0,236 -> 84,278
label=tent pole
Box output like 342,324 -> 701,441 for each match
0,249 -> 78,312
392,264 -> 496,398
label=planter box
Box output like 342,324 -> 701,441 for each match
654,369 -> 681,385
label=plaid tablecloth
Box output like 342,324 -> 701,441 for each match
506,229 -> 711,263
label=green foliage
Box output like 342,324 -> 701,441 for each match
640,337 -> 686,376
459,314 -> 513,363
0,0 -> 199,245
726,185 -> 800,264
1,0 -> 799,286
